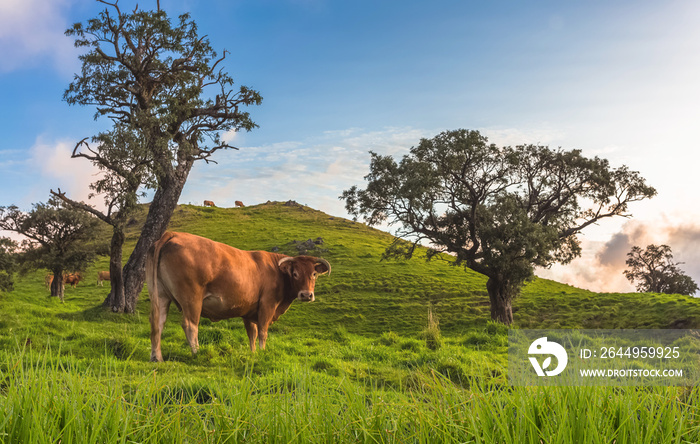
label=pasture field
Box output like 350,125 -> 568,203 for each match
1,202 -> 700,442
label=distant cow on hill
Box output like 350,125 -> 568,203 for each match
44,272 -> 82,290
64,273 -> 83,288
97,271 -> 110,286
203,200 -> 215,207
235,201 -> 245,207
146,231 -> 331,362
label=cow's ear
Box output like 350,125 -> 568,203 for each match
278,257 -> 294,276
315,258 -> 331,276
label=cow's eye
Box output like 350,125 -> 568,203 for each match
293,271 -> 299,279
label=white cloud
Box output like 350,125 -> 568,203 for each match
0,230 -> 28,245
221,128 -> 239,145
537,218 -> 700,295
181,126 -> 431,217
0,137 -> 103,242
483,126 -> 566,147
29,137 -> 102,206
0,0 -> 77,73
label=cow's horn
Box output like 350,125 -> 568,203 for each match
278,256 -> 294,267
315,258 -> 331,276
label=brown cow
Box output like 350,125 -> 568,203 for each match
203,200 -> 216,207
64,273 -> 82,288
235,201 -> 245,207
45,272 -> 83,290
146,231 -> 331,362
97,271 -> 110,286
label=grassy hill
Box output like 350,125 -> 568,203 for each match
158,201 -> 700,332
3,201 -> 700,364
2,201 -> 700,442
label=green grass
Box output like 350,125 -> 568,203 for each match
2,344 -> 699,443
2,201 -> 700,442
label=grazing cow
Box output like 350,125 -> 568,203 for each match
97,271 -> 110,287
64,273 -> 82,288
147,231 -> 331,362
203,200 -> 215,207
235,201 -> 245,208
45,273 -> 53,289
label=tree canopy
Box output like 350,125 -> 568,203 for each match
343,129 -> 656,323
64,2 -> 261,166
52,123 -> 151,311
624,244 -> 698,296
60,0 -> 262,312
0,198 -> 104,301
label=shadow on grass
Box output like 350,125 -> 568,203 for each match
58,304 -> 144,324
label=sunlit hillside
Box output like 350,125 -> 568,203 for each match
3,201 -> 700,442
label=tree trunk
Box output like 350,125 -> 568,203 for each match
486,276 -> 516,325
122,166 -> 192,313
103,227 -> 126,312
50,270 -> 64,302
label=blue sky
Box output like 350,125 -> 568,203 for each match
1,0 -> 700,292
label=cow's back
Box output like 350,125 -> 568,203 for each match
154,232 -> 284,321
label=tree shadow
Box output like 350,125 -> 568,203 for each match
58,304 -> 140,323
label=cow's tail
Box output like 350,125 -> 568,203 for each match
147,231 -> 177,308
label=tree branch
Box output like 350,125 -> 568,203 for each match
50,188 -> 112,225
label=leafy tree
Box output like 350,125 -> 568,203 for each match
342,129 -> 656,324
0,198 -> 104,302
624,244 -> 698,296
61,1 -> 262,312
0,237 -> 18,293
52,124 -> 151,312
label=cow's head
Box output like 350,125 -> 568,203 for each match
278,256 -> 331,302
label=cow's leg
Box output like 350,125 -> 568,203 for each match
256,304 -> 277,350
150,293 -> 171,362
243,319 -> 258,351
181,299 -> 202,356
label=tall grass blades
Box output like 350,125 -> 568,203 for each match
423,306 -> 442,351
2,345 -> 700,443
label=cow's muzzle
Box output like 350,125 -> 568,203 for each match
298,291 -> 314,302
